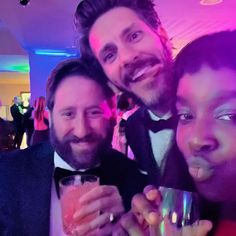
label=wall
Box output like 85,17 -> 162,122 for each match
29,53 -> 74,103
0,54 -> 77,120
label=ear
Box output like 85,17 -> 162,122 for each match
157,26 -> 173,55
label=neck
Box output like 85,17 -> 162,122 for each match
150,107 -> 170,117
148,100 -> 173,117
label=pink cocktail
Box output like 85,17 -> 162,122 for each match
59,175 -> 99,235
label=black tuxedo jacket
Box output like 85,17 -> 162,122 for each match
0,142 -> 147,236
10,104 -> 24,130
126,107 -> 195,191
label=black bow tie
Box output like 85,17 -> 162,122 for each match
144,113 -> 177,133
54,167 -> 100,198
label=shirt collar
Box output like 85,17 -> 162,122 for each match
53,151 -> 101,172
148,110 -> 172,121
54,152 -> 75,171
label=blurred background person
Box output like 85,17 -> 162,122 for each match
112,93 -> 138,158
30,96 -> 49,145
10,96 -> 24,149
0,99 -> 15,152
22,97 -> 34,147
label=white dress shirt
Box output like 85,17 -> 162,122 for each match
50,152 -> 75,236
148,110 -> 174,171
50,152 -> 100,235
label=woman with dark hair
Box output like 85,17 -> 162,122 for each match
30,96 -> 49,145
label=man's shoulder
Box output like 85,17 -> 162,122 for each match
0,142 -> 53,164
103,148 -> 140,169
126,107 -> 147,127
10,104 -> 16,109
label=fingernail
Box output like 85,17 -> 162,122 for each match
146,189 -> 158,200
148,211 -> 162,225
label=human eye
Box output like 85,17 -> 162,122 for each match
177,111 -> 194,124
217,113 -> 236,123
128,31 -> 143,43
102,50 -> 117,64
61,110 -> 75,119
87,108 -> 103,118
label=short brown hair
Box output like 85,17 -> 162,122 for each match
46,58 -> 114,111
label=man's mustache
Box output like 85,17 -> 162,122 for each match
64,134 -> 99,144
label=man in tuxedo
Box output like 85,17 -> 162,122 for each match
10,96 -> 25,148
74,0 -> 194,189
0,59 -> 147,235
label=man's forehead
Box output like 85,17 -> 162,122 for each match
53,76 -> 108,107
89,7 -> 145,50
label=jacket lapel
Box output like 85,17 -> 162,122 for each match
126,108 -> 160,185
20,146 -> 54,236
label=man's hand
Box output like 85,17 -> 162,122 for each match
72,185 -> 124,236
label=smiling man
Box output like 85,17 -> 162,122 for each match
0,58 -> 147,236
75,0 -> 193,190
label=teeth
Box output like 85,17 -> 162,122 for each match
132,66 -> 152,81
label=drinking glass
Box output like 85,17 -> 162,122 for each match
149,187 -> 199,236
59,174 -> 99,235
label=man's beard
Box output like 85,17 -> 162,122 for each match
120,49 -> 174,113
123,59 -> 174,113
144,61 -> 174,112
50,123 -> 113,170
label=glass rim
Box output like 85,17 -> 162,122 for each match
158,186 -> 198,195
59,174 -> 99,187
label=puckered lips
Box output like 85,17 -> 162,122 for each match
187,157 -> 214,181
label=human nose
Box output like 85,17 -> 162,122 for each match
188,119 -> 218,154
73,114 -> 91,138
118,45 -> 138,68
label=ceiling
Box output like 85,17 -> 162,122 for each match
0,0 -> 236,83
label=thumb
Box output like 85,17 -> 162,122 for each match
196,220 -> 213,236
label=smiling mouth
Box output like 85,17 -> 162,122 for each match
129,64 -> 164,84
71,142 -> 92,149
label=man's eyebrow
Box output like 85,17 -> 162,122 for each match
99,43 -> 116,58
58,106 -> 75,112
120,23 -> 136,39
98,23 -> 136,59
98,43 -> 116,59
